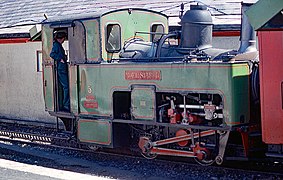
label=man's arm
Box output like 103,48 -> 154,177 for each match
50,43 -> 61,62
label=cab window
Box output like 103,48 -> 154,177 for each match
106,24 -> 121,52
151,24 -> 164,42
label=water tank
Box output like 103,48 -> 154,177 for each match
180,5 -> 213,50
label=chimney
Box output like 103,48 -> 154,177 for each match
238,2 -> 257,53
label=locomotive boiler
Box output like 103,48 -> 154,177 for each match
42,3 -> 261,165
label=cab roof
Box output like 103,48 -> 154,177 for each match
43,8 -> 168,25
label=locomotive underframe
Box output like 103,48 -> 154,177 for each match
112,89 -> 227,164
57,87 -> 250,165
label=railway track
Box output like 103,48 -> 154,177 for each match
0,121 -> 79,150
0,137 -> 282,180
0,120 -> 282,179
0,121 -> 139,157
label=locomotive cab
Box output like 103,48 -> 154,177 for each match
42,9 -> 168,131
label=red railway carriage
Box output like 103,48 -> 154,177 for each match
247,0 -> 283,157
259,31 -> 283,144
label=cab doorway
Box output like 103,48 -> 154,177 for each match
51,27 -> 70,113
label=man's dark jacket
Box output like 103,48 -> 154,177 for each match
50,41 -> 67,71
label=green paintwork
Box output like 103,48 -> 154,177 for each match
69,65 -> 79,114
246,0 -> 283,30
42,25 -> 53,62
78,62 -> 250,126
42,25 -> 55,112
100,10 -> 168,61
43,66 -> 54,111
84,20 -> 101,62
131,86 -> 156,121
78,119 -> 111,145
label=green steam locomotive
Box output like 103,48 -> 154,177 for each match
42,4 -> 260,165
